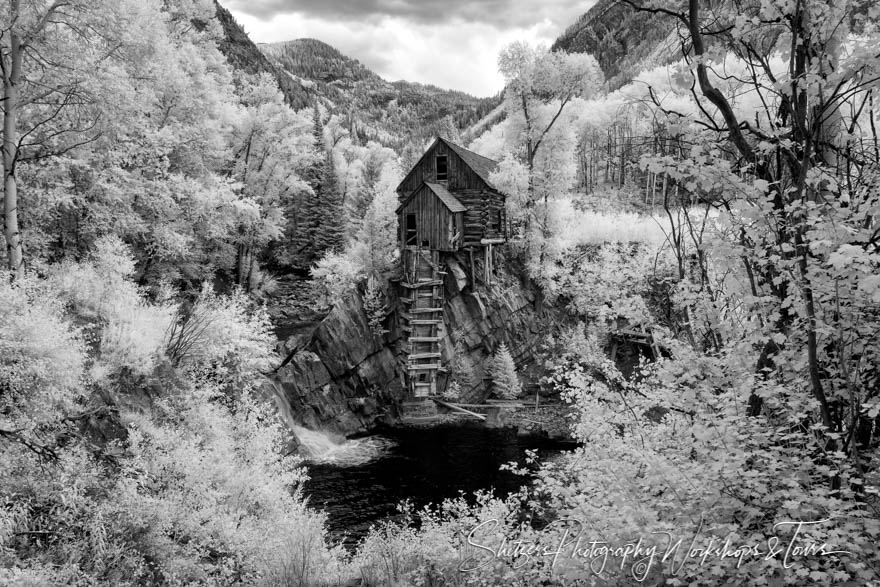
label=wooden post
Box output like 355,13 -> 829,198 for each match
484,245 -> 490,285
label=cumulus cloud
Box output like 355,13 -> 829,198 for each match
223,0 -> 587,29
224,1 -> 595,96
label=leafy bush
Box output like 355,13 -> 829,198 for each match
48,236 -> 176,383
440,380 -> 462,401
362,281 -> 388,337
165,285 -> 274,388
1,384 -> 348,586
0,275 -> 86,430
535,346 -> 880,584
352,493 -> 522,586
310,250 -> 364,311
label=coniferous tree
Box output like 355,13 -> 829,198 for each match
490,342 -> 522,399
316,150 -> 346,253
294,99 -> 347,265
291,100 -> 328,268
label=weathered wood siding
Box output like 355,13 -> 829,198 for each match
454,189 -> 507,245
398,142 -> 489,199
398,185 -> 464,251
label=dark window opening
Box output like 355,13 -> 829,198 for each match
418,373 -> 427,382
405,214 -> 417,246
436,155 -> 448,181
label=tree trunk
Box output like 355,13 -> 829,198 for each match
2,5 -> 24,279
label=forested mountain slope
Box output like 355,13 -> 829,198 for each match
552,0 -> 680,88
256,38 -> 500,151
213,1 -> 312,108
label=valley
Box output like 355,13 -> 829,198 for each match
1,0 -> 878,585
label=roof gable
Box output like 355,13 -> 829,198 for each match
396,181 -> 467,214
396,136 -> 499,195
440,138 -> 499,189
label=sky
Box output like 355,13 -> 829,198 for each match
224,0 -> 594,97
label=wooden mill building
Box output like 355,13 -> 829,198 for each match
396,137 -> 507,398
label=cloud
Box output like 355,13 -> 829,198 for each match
224,1 -> 596,96
223,0 -> 587,30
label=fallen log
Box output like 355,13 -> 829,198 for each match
431,399 -> 487,421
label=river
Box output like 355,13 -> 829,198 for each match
298,422 -> 576,548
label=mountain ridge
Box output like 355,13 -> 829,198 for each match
552,0 -> 679,89
213,2 -> 499,150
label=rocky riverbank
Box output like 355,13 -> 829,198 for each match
265,249 -> 566,437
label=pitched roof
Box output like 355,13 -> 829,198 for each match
396,181 -> 468,213
424,182 -> 467,212
439,138 -> 499,189
396,137 -> 500,195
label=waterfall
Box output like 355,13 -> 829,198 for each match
264,378 -> 394,467
291,424 -> 395,466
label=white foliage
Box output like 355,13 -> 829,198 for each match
48,236 -> 176,382
0,276 -> 85,429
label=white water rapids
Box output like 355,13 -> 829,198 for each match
265,379 -> 394,466
290,424 -> 395,466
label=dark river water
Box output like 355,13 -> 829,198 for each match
301,423 -> 576,548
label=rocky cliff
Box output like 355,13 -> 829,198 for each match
268,248 -> 556,437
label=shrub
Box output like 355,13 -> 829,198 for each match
352,493 -> 522,587
362,281 -> 388,337
164,285 -> 274,388
440,381 -> 462,401
48,236 -> 176,383
0,275 -> 86,430
310,250 -> 363,311
1,383 -> 348,586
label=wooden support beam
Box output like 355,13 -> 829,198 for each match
431,399 -> 487,421
408,363 -> 441,370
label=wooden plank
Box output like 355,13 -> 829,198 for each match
401,280 -> 443,288
410,337 -> 442,342
408,363 -> 441,370
410,308 -> 443,314
411,319 -> 442,325
431,399 -> 487,421
409,353 -> 441,360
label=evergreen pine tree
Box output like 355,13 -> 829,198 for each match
490,343 -> 522,400
290,101 -> 325,268
298,99 -> 346,259
316,150 -> 345,253
293,99 -> 349,266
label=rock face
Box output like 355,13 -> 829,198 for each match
269,249 -> 555,436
